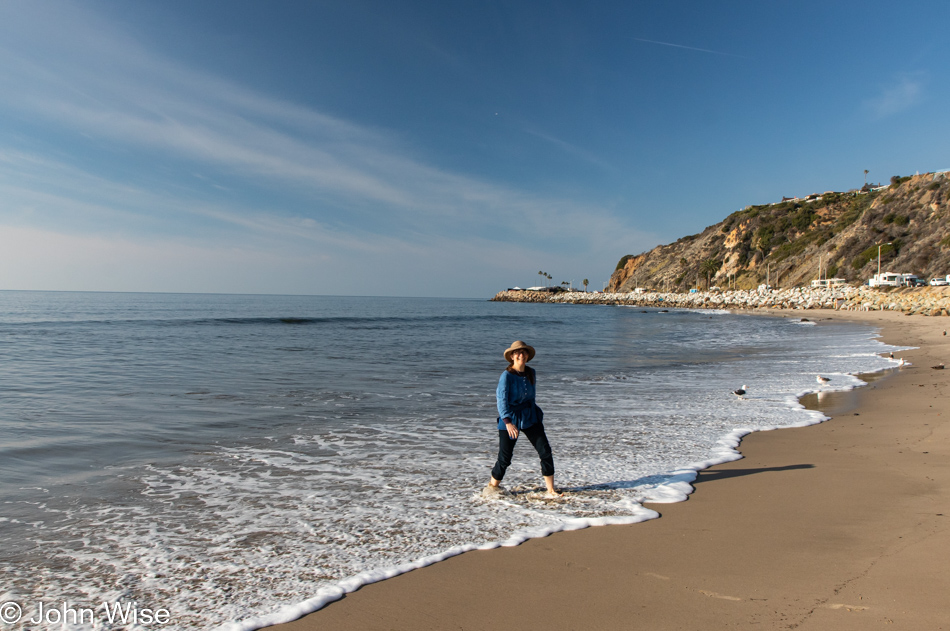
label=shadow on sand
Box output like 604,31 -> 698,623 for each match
694,463 -> 814,484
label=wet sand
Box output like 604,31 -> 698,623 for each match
269,310 -> 950,630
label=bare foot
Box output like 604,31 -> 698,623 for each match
481,484 -> 505,498
544,489 -> 563,499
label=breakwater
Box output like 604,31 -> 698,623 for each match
491,286 -> 950,316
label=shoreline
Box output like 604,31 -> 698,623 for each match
266,309 -> 949,631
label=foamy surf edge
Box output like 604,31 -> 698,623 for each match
220,363 -> 900,631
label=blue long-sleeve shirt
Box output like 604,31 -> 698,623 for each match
496,367 -> 543,430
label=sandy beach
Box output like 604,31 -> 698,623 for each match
269,310 -> 949,631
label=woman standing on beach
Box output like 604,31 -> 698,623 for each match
487,341 -> 561,498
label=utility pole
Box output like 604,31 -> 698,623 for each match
878,242 -> 892,277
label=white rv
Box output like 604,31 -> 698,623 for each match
868,272 -> 902,288
810,278 -> 847,288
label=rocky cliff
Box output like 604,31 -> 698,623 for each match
609,172 -> 950,292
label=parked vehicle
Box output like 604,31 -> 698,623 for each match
868,272 -> 903,288
810,278 -> 847,288
931,277 -> 950,286
868,272 -> 925,288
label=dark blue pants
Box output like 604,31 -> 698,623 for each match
491,422 -> 555,481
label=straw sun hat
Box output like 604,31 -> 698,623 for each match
504,340 -> 536,363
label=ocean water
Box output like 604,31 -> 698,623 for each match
0,292 -> 902,629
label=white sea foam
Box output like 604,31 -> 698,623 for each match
0,296 -> 911,631
223,352 -> 902,630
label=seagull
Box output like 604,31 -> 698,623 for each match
816,375 -> 830,384
733,385 -> 747,398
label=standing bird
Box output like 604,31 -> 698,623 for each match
733,385 -> 747,399
816,375 -> 830,384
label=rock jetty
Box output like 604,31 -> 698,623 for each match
491,286 -> 950,316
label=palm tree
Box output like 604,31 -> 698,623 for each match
583,278 -> 589,292
700,259 -> 720,290
864,169 -> 869,186
538,271 -> 544,287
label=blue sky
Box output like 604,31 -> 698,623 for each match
1,1 -> 947,297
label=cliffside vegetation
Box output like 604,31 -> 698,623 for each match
609,171 -> 950,292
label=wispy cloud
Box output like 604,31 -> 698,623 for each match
0,2 -> 654,294
521,128 -> 616,172
631,37 -> 747,59
862,73 -> 925,119
0,4 -> 637,242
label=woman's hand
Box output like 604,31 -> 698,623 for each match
504,420 -> 519,440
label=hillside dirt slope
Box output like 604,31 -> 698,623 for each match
609,172 -> 950,292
